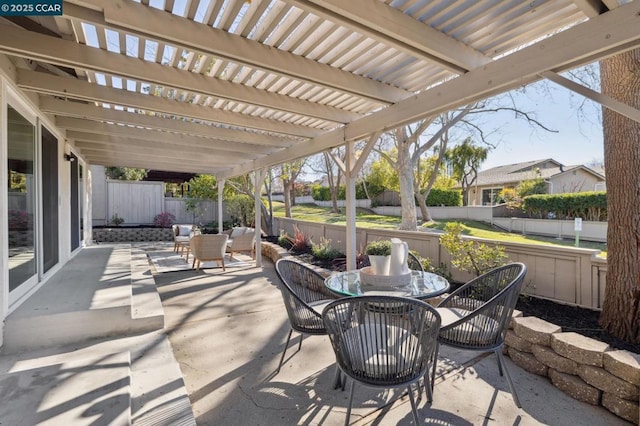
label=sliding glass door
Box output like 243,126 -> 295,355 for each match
7,105 -> 37,294
41,125 -> 59,273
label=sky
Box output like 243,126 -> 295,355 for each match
478,80 -> 604,171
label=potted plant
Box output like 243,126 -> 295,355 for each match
365,240 -> 392,275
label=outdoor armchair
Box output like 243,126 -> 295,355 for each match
432,262 -> 527,407
227,230 -> 255,260
189,234 -> 229,271
322,295 -> 441,425
274,258 -> 339,374
172,224 -> 193,252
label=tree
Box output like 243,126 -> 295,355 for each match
375,99 -> 550,229
185,174 -> 218,225
599,48 -> 640,343
104,167 -> 147,181
516,177 -> 547,198
376,109 -> 472,230
446,138 -> 488,206
323,150 -> 343,213
364,156 -> 398,197
277,160 -> 305,217
225,173 -> 275,234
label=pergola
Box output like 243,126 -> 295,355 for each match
2,0 -> 640,268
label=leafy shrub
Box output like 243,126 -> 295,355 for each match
516,178 -> 547,198
111,214 -> 125,227
311,184 -> 331,201
365,240 -> 392,256
522,191 -> 607,221
414,251 -> 451,281
226,194 -> 254,226
440,222 -> 507,277
311,237 -> 343,260
311,184 -> 369,201
153,212 -> 176,228
426,188 -> 462,206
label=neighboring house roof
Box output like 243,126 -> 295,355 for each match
463,159 -> 605,187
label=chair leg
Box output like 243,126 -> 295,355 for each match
423,370 -> 434,403
496,349 -> 521,408
298,334 -> 303,351
333,365 -> 342,390
276,328 -> 293,373
496,349 -> 504,376
408,384 -> 420,425
192,258 -> 196,269
221,258 -> 225,271
196,260 -> 201,271
430,341 -> 439,399
345,380 -> 356,426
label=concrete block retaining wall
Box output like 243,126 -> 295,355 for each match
507,314 -> 640,424
263,240 -> 639,424
93,227 -> 174,243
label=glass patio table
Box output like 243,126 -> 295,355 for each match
324,269 -> 450,300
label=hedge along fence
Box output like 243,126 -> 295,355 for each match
311,185 -> 462,208
424,188 -> 462,206
311,184 -> 369,201
523,191 -> 607,221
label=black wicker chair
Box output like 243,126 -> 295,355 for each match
432,262 -> 527,407
274,258 -> 339,373
323,295 -> 441,425
407,251 -> 424,272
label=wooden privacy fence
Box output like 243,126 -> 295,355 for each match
103,180 -> 225,225
274,217 -> 608,310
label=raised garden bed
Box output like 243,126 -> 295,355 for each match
93,226 -> 173,243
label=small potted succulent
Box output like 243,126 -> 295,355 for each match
365,240 -> 392,275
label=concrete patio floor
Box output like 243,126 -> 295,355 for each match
0,243 -> 631,425
153,249 -> 630,425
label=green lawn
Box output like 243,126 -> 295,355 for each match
272,202 -> 607,254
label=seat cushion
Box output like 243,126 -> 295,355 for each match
178,225 -> 192,236
437,307 -> 499,343
230,227 -> 246,238
175,235 -> 190,243
342,323 -> 418,379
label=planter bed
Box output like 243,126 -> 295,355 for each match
93,226 -> 173,243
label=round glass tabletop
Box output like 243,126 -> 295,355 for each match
324,270 -> 450,300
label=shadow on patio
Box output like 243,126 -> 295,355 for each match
154,255 -> 629,425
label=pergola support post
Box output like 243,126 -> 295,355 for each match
345,141 -> 357,270
217,178 -> 225,234
253,169 -> 267,267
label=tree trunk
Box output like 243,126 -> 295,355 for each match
599,48 -> 640,343
330,188 -> 339,213
415,192 -> 432,222
462,188 -> 469,206
282,180 -> 292,218
397,147 -> 417,230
